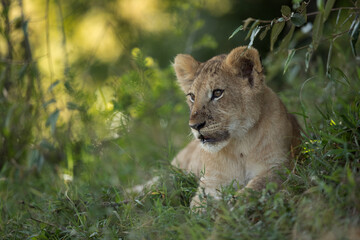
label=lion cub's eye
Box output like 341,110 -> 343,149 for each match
212,89 -> 224,100
187,93 -> 195,103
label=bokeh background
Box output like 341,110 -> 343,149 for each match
2,0 -> 317,183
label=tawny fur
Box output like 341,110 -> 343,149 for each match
172,46 -> 301,209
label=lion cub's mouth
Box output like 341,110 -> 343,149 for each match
198,132 -> 230,144
199,135 -> 218,144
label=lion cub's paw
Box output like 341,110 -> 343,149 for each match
190,195 -> 207,213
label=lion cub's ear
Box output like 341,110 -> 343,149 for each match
173,54 -> 200,93
225,46 -> 263,87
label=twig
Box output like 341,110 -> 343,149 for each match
291,28 -> 352,52
0,58 -> 30,65
250,7 -> 360,25
306,7 -> 359,17
19,200 -> 43,211
101,200 -> 130,208
30,216 -> 65,231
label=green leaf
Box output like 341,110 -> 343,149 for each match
40,139 -> 55,151
67,102 -> 80,110
320,132 -> 346,144
270,21 -> 285,51
291,13 -> 306,27
324,0 -> 335,22
340,114 -> 356,129
333,67 -> 350,86
281,5 -> 291,17
317,0 -> 324,11
43,99 -> 56,109
248,26 -> 261,47
283,49 -> 296,74
315,104 -> 328,119
28,149 -> 44,171
259,26 -> 270,40
18,65 -> 28,80
64,81 -> 74,93
312,12 -> 324,50
335,9 -> 341,25
350,18 -> 360,56
326,40 -> 333,78
297,1 -> 308,23
135,199 -> 144,206
245,20 -> 260,40
305,45 -> 313,72
229,25 -> 243,39
296,1 -> 308,13
48,80 -> 60,92
279,24 -> 295,52
46,109 -> 60,135
4,105 -> 16,137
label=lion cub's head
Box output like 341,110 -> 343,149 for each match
173,46 -> 265,152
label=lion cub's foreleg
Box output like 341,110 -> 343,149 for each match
238,169 -> 283,196
189,161 -> 286,210
190,177 -> 223,210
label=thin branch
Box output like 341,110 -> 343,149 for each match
306,7 -> 359,17
292,28 -> 352,52
244,7 -> 360,26
101,200 -> 130,208
0,59 -> 29,65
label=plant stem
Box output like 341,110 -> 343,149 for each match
1,0 -> 13,93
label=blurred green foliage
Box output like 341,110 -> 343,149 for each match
0,0 -> 360,239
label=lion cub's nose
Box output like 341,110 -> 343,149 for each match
189,121 -> 206,131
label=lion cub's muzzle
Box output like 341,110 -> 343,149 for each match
189,121 -> 206,131
190,121 -> 230,144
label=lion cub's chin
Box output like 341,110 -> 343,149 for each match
192,130 -> 230,153
200,139 -> 230,153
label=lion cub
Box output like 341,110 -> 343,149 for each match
172,46 -> 301,209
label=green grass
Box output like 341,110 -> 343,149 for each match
1,97 -> 359,239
